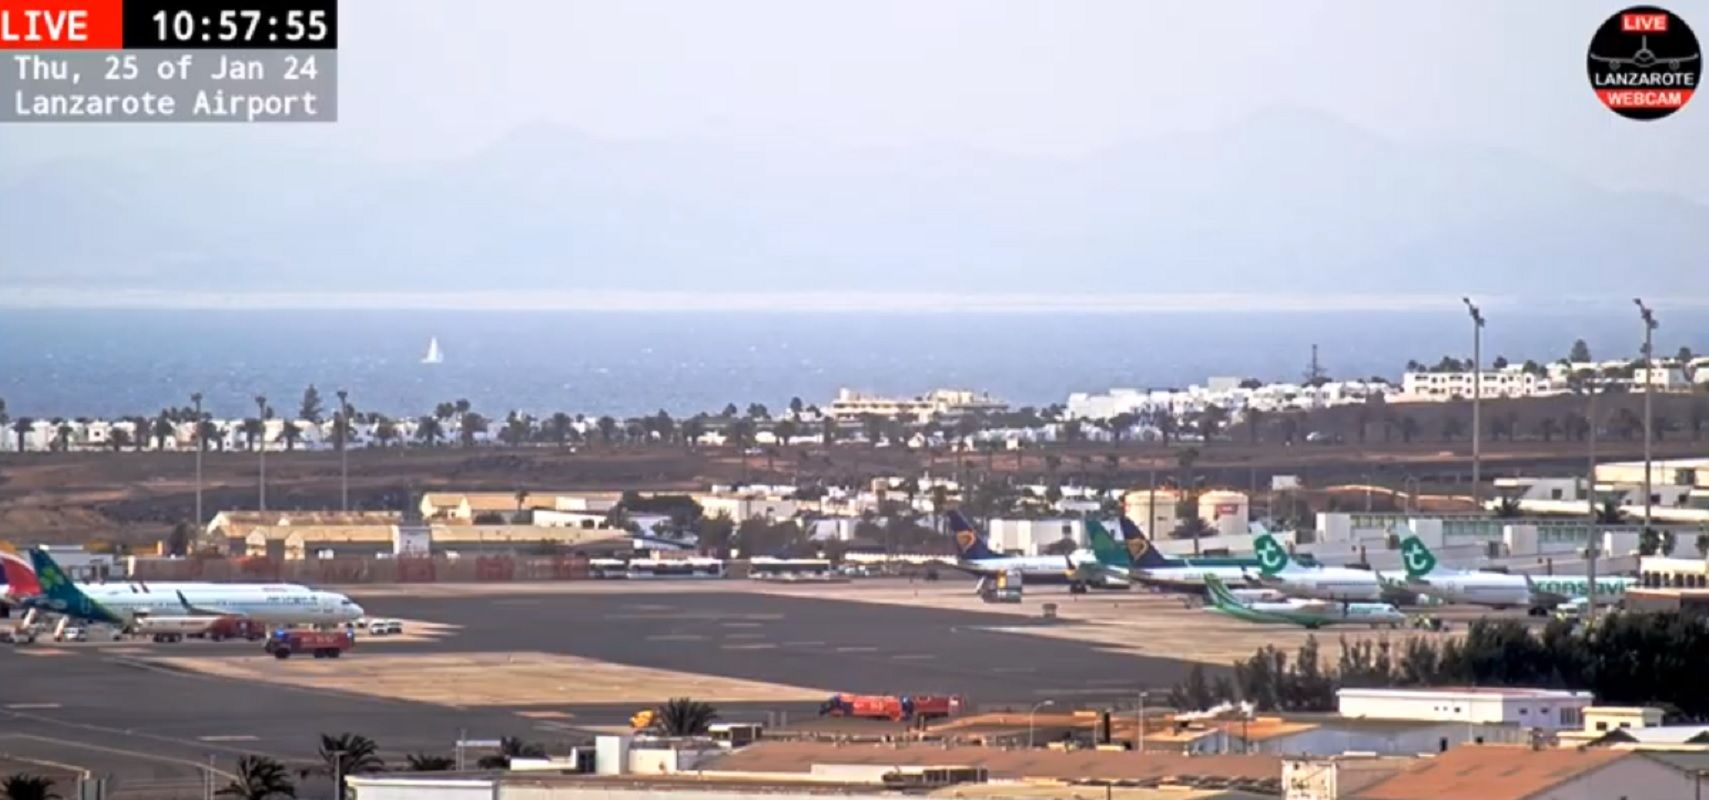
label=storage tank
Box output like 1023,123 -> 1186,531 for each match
1197,491 -> 1250,538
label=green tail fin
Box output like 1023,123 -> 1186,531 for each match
1252,534 -> 1292,576
1086,520 -> 1131,569
1202,574 -> 1239,608
1399,536 -> 1438,578
27,548 -> 122,625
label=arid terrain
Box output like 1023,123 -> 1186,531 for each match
0,400 -> 1696,546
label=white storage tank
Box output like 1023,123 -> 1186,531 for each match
1198,491 -> 1250,538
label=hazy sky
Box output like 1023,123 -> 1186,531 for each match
4,0 -> 1704,197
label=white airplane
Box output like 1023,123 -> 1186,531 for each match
1250,534 -> 1382,602
19,549 -> 363,632
1396,535 -> 1533,610
946,511 -> 1125,592
1397,535 -> 1636,612
1204,575 -> 1405,629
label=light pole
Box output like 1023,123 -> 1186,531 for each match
1028,700 -> 1056,748
1463,297 -> 1485,510
329,748 -> 346,800
1585,371 -> 1600,624
1135,691 -> 1149,754
191,392 -> 204,528
337,388 -> 350,513
1635,298 -> 1657,539
254,394 -> 267,512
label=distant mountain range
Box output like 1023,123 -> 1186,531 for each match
6,108 -> 1706,298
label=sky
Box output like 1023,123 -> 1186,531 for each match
2,0 -> 1706,308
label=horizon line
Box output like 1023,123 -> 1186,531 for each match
0,288 -> 1689,314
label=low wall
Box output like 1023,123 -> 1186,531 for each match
129,555 -> 595,584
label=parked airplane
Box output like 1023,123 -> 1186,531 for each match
1116,518 -> 1262,568
21,549 -> 364,630
946,511 -> 1125,592
1086,520 -> 1255,595
1398,535 -> 1635,611
1251,534 -> 1383,602
1396,535 -> 1534,610
0,550 -> 40,617
1203,574 -> 1405,629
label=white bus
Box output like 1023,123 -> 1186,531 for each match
626,557 -> 726,580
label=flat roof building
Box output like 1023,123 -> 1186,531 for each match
1338,687 -> 1592,732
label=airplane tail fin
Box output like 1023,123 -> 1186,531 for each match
27,548 -> 119,623
1398,535 -> 1438,578
1252,534 -> 1295,576
1116,517 -> 1173,569
0,551 -> 42,598
946,511 -> 1000,560
1202,574 -> 1240,609
1085,520 -> 1131,569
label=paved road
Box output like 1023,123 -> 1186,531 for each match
0,586 -> 1199,796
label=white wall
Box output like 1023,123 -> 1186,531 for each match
986,518 -> 1084,555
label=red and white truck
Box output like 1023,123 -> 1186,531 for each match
264,629 -> 355,659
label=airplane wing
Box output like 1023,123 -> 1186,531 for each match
176,591 -> 243,619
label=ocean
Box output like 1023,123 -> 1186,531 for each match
0,309 -> 1701,419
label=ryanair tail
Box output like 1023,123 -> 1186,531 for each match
26,548 -> 123,625
1115,517 -> 1176,570
945,511 -> 1001,561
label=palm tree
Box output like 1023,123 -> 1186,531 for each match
404,753 -> 456,771
241,418 -> 262,451
596,415 -> 618,445
1244,409 -> 1264,445
51,420 -> 73,452
459,412 -> 488,447
1696,533 -> 1709,560
549,412 -> 573,448
279,420 -> 303,451
318,732 -> 384,799
374,416 -> 397,447
416,416 -> 444,447
10,417 -> 31,453
152,414 -> 174,450
2,773 -> 59,800
217,756 -> 294,799
653,697 -> 718,735
1493,497 -> 1523,518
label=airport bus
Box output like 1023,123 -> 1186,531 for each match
589,558 -> 629,579
626,558 -> 726,580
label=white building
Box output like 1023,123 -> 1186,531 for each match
1337,687 -> 1592,731
826,388 -> 1007,422
984,518 -> 1085,555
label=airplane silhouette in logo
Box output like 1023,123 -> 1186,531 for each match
1591,35 -> 1700,70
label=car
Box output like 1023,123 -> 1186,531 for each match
0,630 -> 36,645
381,620 -> 403,635
59,627 -> 87,642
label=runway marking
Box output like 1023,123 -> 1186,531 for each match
517,710 -> 574,720
782,640 -> 826,647
0,734 -> 242,779
720,621 -> 763,628
4,703 -> 61,710
15,649 -> 69,657
891,654 -> 936,661
720,643 -> 778,650
644,634 -> 706,642
197,735 -> 259,742
724,633 -> 767,640
834,646 -> 878,653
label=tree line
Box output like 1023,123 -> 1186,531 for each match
1170,613 -> 1709,720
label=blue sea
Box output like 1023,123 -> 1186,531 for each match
0,310 -> 1702,419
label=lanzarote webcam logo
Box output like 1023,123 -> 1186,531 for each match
1587,6 -> 1699,120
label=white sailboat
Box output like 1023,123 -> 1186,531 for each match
422,337 -> 444,365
